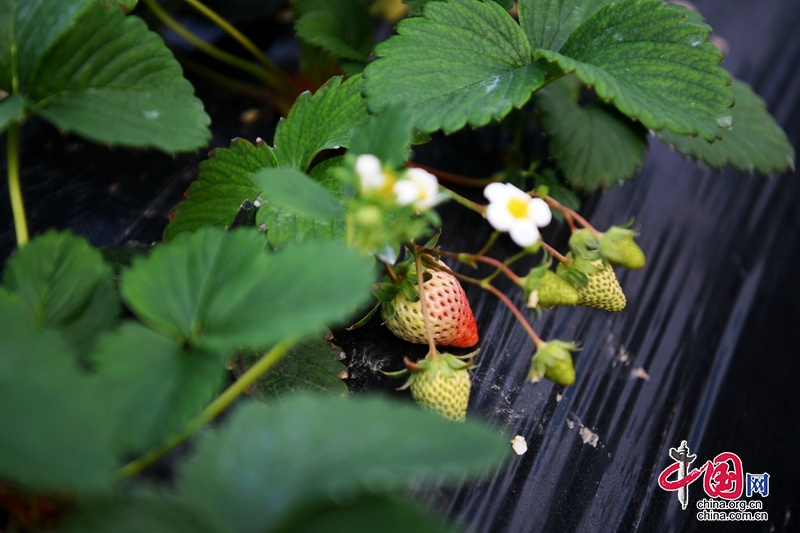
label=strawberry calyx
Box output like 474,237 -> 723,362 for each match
385,351 -> 478,422
569,224 -> 646,271
396,351 -> 477,387
529,340 -> 579,385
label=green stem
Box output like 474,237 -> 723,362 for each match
483,250 -> 529,285
441,186 -> 487,216
475,231 -> 499,257
180,0 -> 294,97
114,337 -> 298,481
7,120 -> 28,247
175,52 -> 284,109
144,1 -> 285,89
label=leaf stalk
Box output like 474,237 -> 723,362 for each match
6,120 -> 28,246
114,336 -> 298,481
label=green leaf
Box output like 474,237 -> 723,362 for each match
253,167 -> 342,219
0,294 -> 116,494
121,228 -> 373,353
535,75 -> 646,191
29,5 -> 210,152
35,89 -> 210,153
178,395 -> 507,533
2,230 -> 120,356
658,79 -> 795,174
291,496 -> 456,533
0,0 -> 92,90
295,0 -> 374,61
93,323 -> 226,454
349,103 -> 413,167
94,0 -> 138,12
535,0 -> 733,141
0,93 -> 24,133
364,0 -> 559,133
0,0 -> 209,152
519,0 -> 614,52
405,0 -> 512,16
273,75 -> 369,171
164,138 -> 278,242
61,495 -> 222,533
256,156 -> 347,249
232,336 -> 348,401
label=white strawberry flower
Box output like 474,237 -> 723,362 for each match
355,154 -> 387,192
484,182 -> 552,247
393,167 -> 443,211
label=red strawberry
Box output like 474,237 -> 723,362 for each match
381,264 -> 478,348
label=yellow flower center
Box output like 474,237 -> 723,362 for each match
507,197 -> 529,219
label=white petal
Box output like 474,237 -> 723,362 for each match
356,154 -> 381,177
509,221 -> 540,247
511,435 -> 528,455
507,185 -> 531,203
484,182 -> 513,203
356,154 -> 385,191
486,202 -> 514,231
528,198 -> 552,227
415,192 -> 446,210
406,168 -> 438,193
393,180 -> 420,206
527,290 -> 539,309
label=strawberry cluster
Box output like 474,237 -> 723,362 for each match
346,158 -> 647,422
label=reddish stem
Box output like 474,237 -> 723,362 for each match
407,162 -> 497,188
541,195 -> 600,236
383,261 -> 398,283
485,284 -> 545,347
417,245 -> 523,286
540,240 -> 570,264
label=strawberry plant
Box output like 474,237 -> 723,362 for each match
0,0 -> 795,531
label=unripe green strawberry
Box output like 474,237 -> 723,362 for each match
387,354 -> 475,421
544,356 -> 575,386
381,266 -> 478,348
528,340 -> 578,385
607,236 -> 646,270
534,270 -> 580,308
577,259 -> 626,312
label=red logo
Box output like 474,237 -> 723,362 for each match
657,440 -> 768,510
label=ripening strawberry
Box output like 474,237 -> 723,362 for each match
381,266 -> 478,348
394,354 -> 474,421
577,259 -> 626,312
